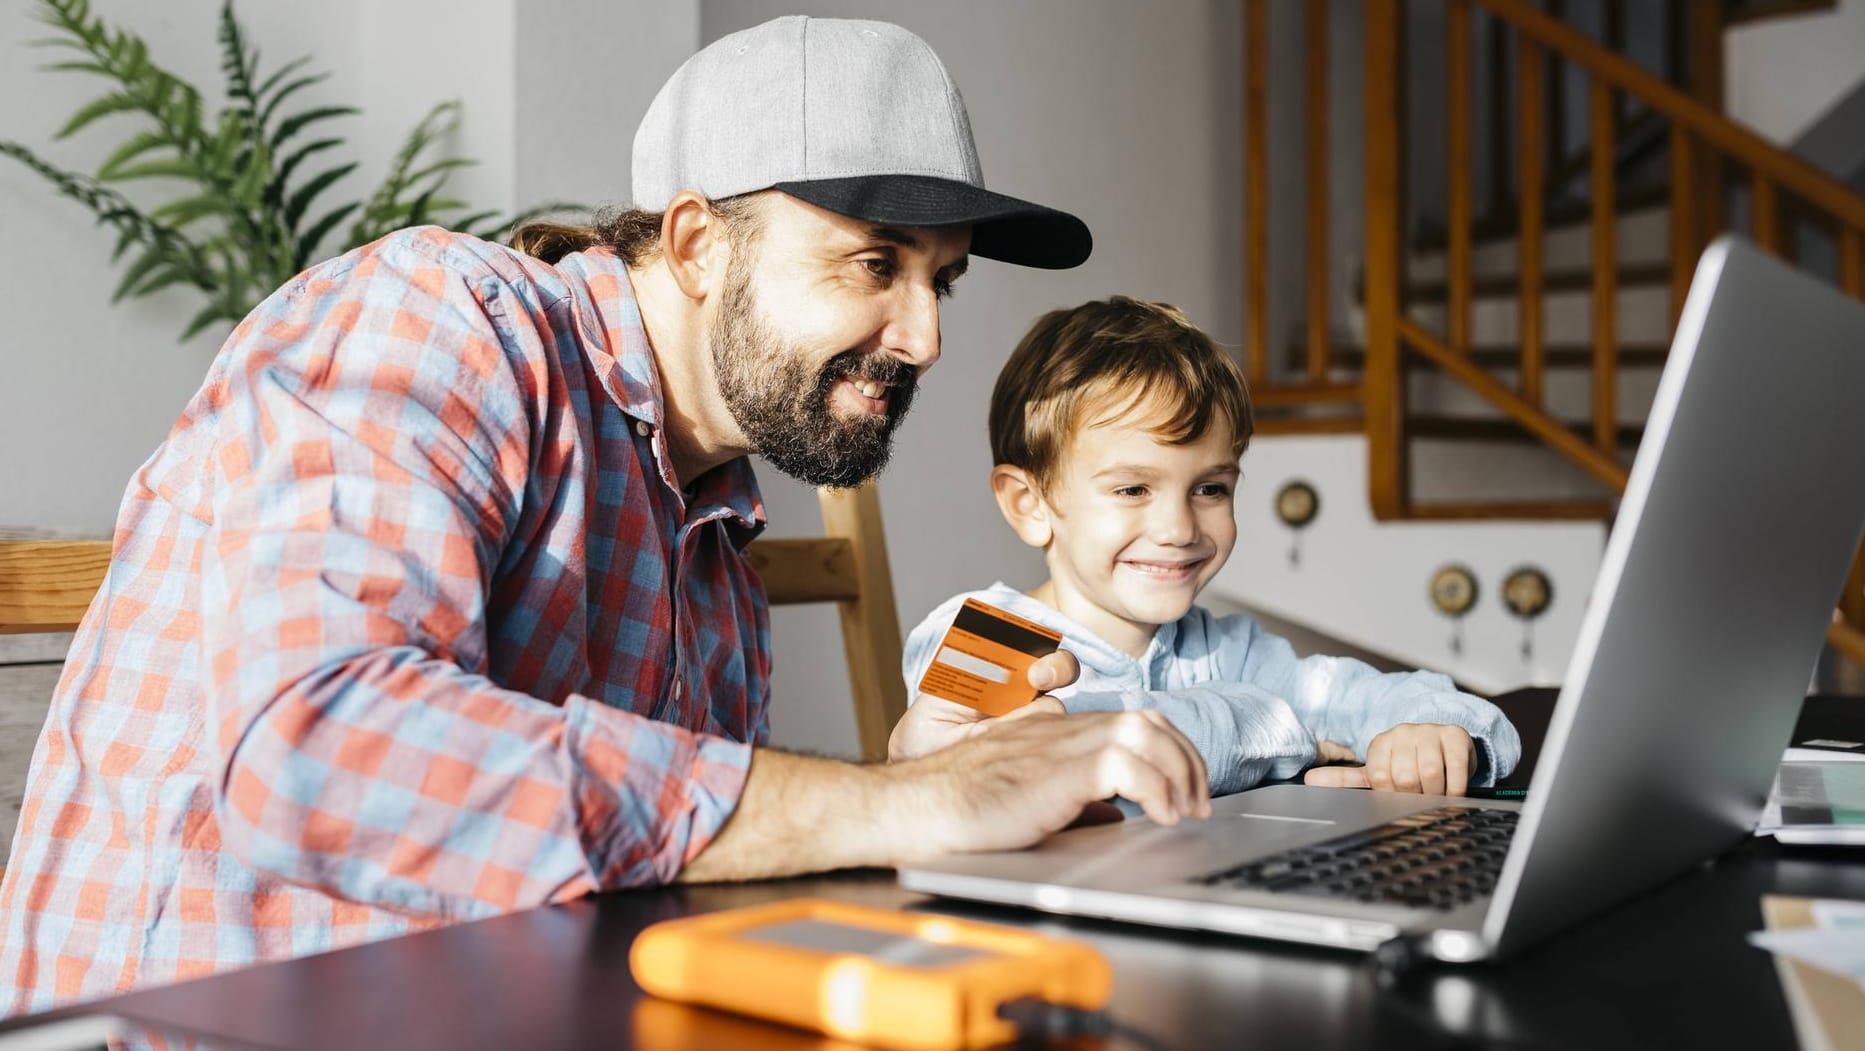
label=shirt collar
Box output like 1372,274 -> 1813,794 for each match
552,246 -> 765,535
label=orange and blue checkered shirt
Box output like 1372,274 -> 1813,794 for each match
0,228 -> 767,1015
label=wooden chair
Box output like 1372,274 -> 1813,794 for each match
0,480 -> 908,762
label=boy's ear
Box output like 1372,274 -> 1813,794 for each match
991,465 -> 1053,549
659,191 -> 726,302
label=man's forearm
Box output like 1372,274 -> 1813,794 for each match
676,749 -> 924,883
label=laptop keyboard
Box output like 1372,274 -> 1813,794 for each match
1190,805 -> 1518,911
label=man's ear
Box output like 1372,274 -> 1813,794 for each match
659,191 -> 726,302
991,464 -> 1053,549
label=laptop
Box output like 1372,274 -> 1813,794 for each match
899,236 -> 1865,962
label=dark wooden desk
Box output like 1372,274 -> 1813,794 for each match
6,691 -> 1863,1050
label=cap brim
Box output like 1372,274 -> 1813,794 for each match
772,175 -> 1092,270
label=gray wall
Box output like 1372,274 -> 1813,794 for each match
701,1 -> 1244,756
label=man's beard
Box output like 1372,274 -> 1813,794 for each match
709,257 -> 919,489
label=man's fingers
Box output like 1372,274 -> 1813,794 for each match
1026,650 -> 1080,692
1115,711 -> 1208,818
1417,744 -> 1446,796
1140,709 -> 1210,815
1096,745 -> 1179,825
1303,765 -> 1371,788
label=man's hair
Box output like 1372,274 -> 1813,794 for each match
508,194 -> 763,267
989,296 -> 1253,492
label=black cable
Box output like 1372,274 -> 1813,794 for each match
997,997 -> 1170,1051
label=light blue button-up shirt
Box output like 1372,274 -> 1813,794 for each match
904,583 -> 1522,796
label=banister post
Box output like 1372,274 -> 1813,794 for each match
1365,0 -> 1405,520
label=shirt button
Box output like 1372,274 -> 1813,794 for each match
672,681 -> 684,701
635,421 -> 651,437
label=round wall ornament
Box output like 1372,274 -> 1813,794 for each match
1502,566 -> 1553,659
1274,480 -> 1320,566
1429,563 -> 1479,655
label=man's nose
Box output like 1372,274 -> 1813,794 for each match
882,287 -> 942,370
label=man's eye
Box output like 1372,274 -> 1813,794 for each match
934,275 -> 957,299
861,258 -> 896,282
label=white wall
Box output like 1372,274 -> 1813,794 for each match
1211,435 -> 1606,695
1726,0 -> 1865,143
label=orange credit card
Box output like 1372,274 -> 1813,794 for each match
915,598 -> 1064,716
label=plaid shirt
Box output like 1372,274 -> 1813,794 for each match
0,228 -> 768,1016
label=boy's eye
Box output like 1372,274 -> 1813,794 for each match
1113,485 -> 1149,498
1195,482 -> 1233,498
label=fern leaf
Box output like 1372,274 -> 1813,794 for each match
100,159 -> 202,183
95,130 -> 172,180
150,191 -> 235,228
349,100 -> 460,243
54,91 -> 139,139
179,302 -> 234,342
2,138 -> 215,290
268,136 -> 339,196
111,246 -> 170,302
269,105 -> 357,150
125,265 -> 199,301
231,140 -> 271,209
217,0 -> 259,117
283,161 -> 357,230
400,156 -> 475,190
257,71 -> 328,134
253,54 -> 311,102
295,201 -> 361,268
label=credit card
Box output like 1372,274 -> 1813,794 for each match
915,598 -> 1064,716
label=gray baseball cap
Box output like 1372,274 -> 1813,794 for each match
631,16 -> 1092,270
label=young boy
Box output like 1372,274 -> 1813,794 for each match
894,296 -> 1520,798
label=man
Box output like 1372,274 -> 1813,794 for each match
0,16 -> 1208,1012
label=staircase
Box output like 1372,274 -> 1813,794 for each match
1208,0 -> 1865,691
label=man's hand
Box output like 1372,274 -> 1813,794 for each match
679,703 -> 1210,883
888,649 -> 1081,761
893,706 -> 1212,857
1302,724 -> 1477,796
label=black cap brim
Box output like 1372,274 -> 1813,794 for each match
772,175 -> 1092,270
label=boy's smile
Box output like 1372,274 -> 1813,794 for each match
1028,409 -> 1241,658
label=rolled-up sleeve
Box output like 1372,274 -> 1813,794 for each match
199,238 -> 749,921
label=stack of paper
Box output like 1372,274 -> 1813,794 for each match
1751,897 -> 1865,1051
1757,758 -> 1865,846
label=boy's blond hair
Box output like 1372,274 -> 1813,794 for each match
989,296 -> 1253,492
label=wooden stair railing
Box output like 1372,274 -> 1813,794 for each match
1240,1 -> 1865,664
1361,0 -> 1865,659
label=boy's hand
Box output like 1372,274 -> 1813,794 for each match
888,650 -> 1081,761
1302,724 -> 1477,796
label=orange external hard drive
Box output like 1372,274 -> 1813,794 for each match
915,598 -> 1064,716
629,897 -> 1112,1051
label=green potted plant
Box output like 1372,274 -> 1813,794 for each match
1,0 -> 581,340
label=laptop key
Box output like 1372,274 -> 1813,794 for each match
1196,807 -> 1519,910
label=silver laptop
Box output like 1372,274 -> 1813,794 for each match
900,236 -> 1865,962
